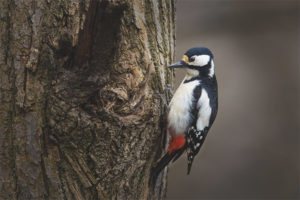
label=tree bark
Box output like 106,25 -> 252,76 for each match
0,0 -> 175,199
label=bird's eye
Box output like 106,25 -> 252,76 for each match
189,57 -> 195,62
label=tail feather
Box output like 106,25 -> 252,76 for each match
172,147 -> 185,163
149,146 -> 187,187
187,158 -> 194,175
150,152 -> 176,187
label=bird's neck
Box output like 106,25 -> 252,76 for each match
185,59 -> 215,80
185,64 -> 214,82
185,68 -> 200,80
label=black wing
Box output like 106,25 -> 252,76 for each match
186,126 -> 208,174
186,76 -> 218,174
186,84 -> 205,174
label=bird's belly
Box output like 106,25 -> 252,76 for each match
168,99 -> 192,134
168,80 -> 199,135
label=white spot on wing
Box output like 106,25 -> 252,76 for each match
196,89 -> 212,131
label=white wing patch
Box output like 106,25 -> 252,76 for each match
209,60 -> 215,77
196,88 -> 212,131
168,79 -> 200,135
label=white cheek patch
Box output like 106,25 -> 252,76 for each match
190,55 -> 210,67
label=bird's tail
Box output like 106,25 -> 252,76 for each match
149,146 -> 186,187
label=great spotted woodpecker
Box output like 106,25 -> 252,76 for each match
151,47 -> 218,184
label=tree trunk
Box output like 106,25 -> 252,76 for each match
0,0 -> 175,199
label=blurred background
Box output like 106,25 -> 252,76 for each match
166,0 -> 299,199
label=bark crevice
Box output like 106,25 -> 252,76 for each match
0,0 -> 175,199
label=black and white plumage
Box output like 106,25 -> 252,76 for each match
150,47 -> 218,185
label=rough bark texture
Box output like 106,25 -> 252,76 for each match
0,0 -> 175,199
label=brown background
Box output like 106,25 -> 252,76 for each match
166,0 -> 299,199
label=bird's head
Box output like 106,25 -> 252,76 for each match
168,47 -> 215,78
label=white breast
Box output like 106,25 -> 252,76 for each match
196,88 -> 212,131
168,79 -> 200,134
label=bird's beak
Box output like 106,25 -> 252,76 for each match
168,55 -> 189,69
168,60 -> 188,69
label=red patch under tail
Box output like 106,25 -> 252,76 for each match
168,135 -> 186,154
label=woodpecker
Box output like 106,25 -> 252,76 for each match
150,47 -> 218,185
